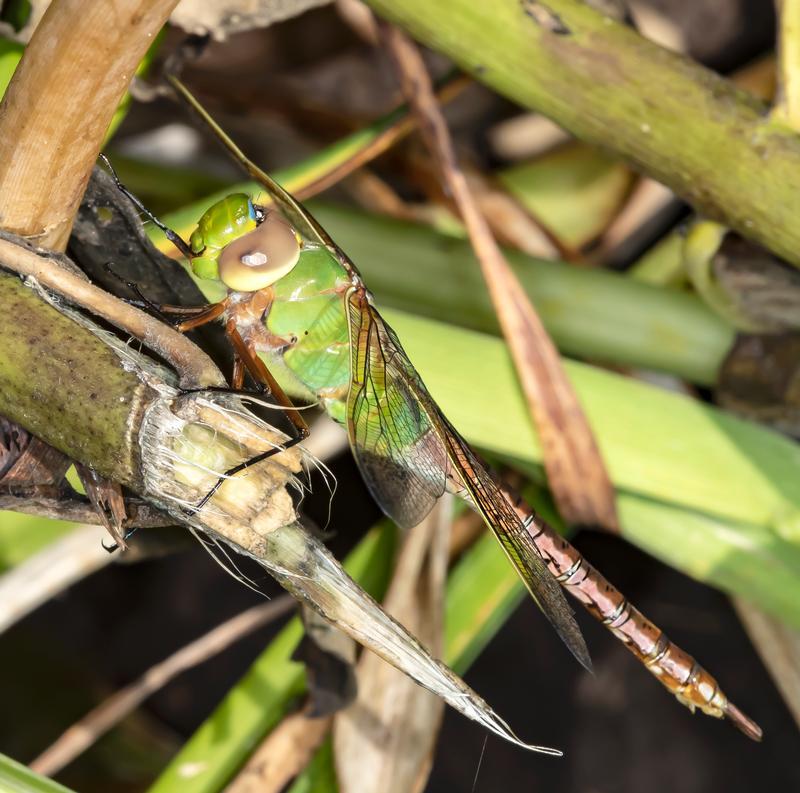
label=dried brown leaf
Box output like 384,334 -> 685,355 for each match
716,333 -> 800,438
333,496 -> 452,793
380,23 -> 618,531
0,421 -> 71,489
225,708 -> 332,793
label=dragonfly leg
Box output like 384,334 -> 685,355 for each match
103,261 -> 210,325
188,321 -> 310,513
174,300 -> 229,332
74,463 -> 130,551
98,153 -> 195,261
232,354 -> 245,390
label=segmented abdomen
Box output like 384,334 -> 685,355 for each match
502,485 -> 762,740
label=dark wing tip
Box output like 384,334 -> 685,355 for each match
546,606 -> 593,674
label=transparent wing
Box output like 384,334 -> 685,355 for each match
438,416 -> 592,671
345,289 -> 590,670
345,289 -> 447,528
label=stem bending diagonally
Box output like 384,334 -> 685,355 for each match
364,0 -> 800,270
380,22 -> 618,531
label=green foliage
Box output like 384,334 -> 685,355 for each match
147,523 -> 398,793
0,38 -> 23,98
0,511 -> 74,573
0,753 -> 76,793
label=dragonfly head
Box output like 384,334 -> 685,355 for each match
188,194 -> 301,291
217,209 -> 301,292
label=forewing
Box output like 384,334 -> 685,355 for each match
439,419 -> 591,671
345,290 -> 447,529
345,291 -> 589,668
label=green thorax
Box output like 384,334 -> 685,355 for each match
263,243 -> 352,424
189,194 -> 257,280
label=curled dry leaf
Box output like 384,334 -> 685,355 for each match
683,221 -> 799,334
716,333 -> 800,441
334,496 -> 452,793
711,233 -> 800,333
0,418 -> 71,492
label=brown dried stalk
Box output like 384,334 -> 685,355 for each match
225,708 -> 333,793
0,0 -> 180,250
379,23 -> 618,531
31,596 -> 295,776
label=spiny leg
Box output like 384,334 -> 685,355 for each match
191,321 -> 310,512
106,257 -> 228,330
103,260 -> 221,326
98,153 -> 195,260
225,320 -> 310,441
174,300 -> 229,332
74,464 -> 130,552
232,355 -> 245,390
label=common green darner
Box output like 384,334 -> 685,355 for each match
104,79 -> 761,742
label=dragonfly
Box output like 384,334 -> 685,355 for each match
105,78 -> 762,742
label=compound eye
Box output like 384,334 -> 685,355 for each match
218,212 -> 300,292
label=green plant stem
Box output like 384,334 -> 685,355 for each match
363,0 -> 800,269
0,753 -> 76,793
628,232 -> 687,287
0,273 -> 149,483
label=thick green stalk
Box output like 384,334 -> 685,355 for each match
363,0 -> 800,269
0,273 -> 149,483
